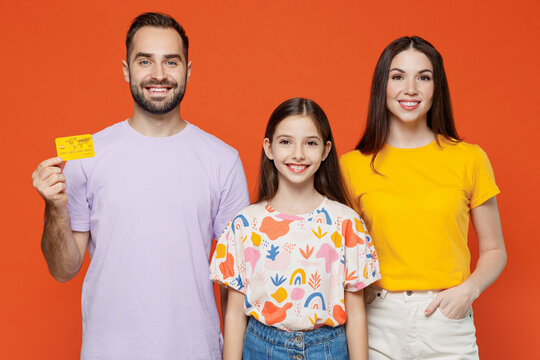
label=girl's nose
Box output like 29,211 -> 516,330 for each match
292,146 -> 305,161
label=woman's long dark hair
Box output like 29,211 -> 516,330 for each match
356,36 -> 461,172
257,97 -> 353,208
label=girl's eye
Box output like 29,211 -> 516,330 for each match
307,141 -> 318,146
279,139 -> 291,145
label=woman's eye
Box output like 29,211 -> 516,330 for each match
419,75 -> 432,81
391,74 -> 403,80
307,141 -> 318,146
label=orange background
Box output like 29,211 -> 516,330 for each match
2,0 -> 539,358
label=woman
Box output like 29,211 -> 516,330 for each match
340,36 -> 506,359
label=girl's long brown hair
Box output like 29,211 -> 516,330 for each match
356,36 -> 461,173
257,98 -> 353,208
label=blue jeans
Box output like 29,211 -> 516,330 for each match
243,317 -> 349,360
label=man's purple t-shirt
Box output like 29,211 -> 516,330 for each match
64,120 -> 249,359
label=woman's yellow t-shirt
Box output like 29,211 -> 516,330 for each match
340,138 -> 500,291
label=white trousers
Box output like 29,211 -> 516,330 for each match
365,286 -> 479,360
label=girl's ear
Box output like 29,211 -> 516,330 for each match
322,140 -> 332,161
263,138 -> 274,160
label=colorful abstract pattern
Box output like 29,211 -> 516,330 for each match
209,198 -> 380,331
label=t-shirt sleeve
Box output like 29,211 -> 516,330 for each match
213,155 -> 250,240
341,211 -> 381,292
469,145 -> 500,209
209,213 -> 249,294
64,159 -> 91,231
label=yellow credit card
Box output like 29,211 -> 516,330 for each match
55,134 -> 95,161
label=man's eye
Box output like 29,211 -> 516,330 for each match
166,61 -> 177,66
140,60 -> 150,65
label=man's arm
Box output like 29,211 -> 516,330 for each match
33,157 -> 89,282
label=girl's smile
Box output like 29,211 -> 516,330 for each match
286,163 -> 309,173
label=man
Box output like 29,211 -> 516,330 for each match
32,12 -> 249,359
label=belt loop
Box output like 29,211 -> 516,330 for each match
379,289 -> 388,300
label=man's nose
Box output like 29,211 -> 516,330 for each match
151,64 -> 166,81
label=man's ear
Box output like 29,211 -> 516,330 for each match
186,61 -> 192,83
263,138 -> 273,160
122,60 -> 130,83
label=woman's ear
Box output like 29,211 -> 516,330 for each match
322,140 -> 332,161
263,138 -> 274,160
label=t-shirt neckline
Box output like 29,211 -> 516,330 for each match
384,137 -> 438,152
262,196 -> 328,219
122,119 -> 193,143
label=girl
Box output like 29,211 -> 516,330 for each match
210,98 -> 380,360
341,36 -> 506,359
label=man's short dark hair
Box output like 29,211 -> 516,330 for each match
126,12 -> 189,63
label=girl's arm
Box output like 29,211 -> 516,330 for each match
425,196 -> 506,318
223,288 -> 248,360
220,285 -> 228,326
345,289 -> 368,360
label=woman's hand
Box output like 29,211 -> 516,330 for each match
424,282 -> 479,319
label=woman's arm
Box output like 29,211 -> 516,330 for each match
223,288 -> 248,360
425,196 -> 506,318
345,290 -> 368,360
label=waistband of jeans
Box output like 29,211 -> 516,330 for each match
246,317 -> 345,348
367,285 -> 439,301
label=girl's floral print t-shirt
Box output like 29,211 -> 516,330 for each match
210,197 -> 380,331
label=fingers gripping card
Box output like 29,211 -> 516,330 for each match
55,134 -> 95,160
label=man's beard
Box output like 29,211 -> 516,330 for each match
130,79 -> 186,115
